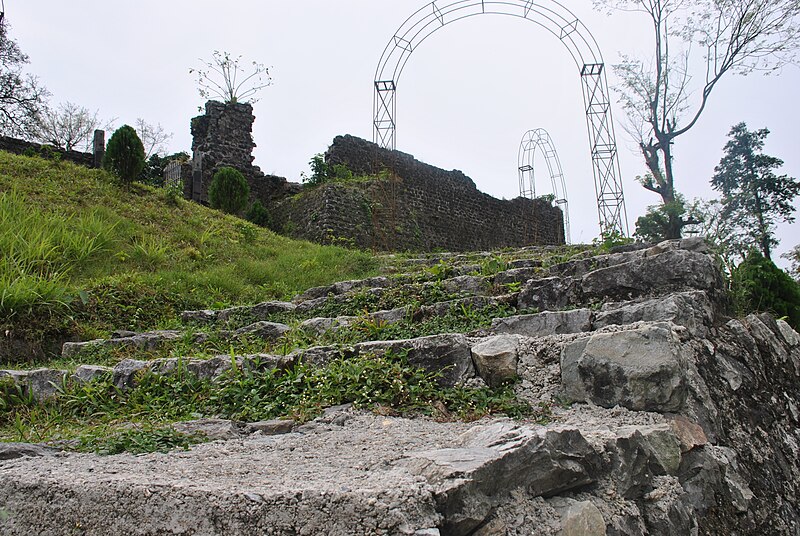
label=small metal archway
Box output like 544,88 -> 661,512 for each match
518,128 -> 570,243
373,0 -> 628,236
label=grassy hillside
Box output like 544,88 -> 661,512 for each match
0,151 -> 378,363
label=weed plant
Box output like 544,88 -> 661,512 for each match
0,352 -> 539,454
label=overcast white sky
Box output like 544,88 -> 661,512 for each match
7,1 -> 799,263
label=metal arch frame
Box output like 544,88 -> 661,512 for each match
518,128 -> 570,243
373,0 -> 628,236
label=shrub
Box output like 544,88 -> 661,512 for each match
208,167 -> 250,215
104,125 -> 146,185
730,251 -> 800,329
246,199 -> 271,228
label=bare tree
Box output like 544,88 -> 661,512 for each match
0,18 -> 48,137
135,118 -> 172,159
33,101 -> 106,152
599,0 -> 800,238
189,51 -> 272,105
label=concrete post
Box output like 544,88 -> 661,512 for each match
92,130 -> 105,168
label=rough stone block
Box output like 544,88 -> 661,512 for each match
491,309 -> 592,338
470,335 -> 521,387
72,365 -> 112,385
560,323 -> 689,412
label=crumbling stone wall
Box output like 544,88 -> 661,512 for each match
0,135 -> 95,168
272,135 -> 565,251
188,101 -> 300,204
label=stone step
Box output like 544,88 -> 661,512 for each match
0,408 -> 739,536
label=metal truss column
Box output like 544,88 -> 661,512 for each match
580,63 -> 628,236
374,80 -> 397,150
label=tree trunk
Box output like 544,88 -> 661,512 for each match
659,140 -> 682,240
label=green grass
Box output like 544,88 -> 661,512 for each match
0,151 -> 378,364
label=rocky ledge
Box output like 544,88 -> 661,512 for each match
1,239 -> 799,535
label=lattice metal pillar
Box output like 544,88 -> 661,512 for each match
372,0 -> 629,237
580,63 -> 627,236
374,80 -> 397,150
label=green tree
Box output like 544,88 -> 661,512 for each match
103,125 -> 146,185
600,0 -> 800,238
208,167 -> 249,215
711,123 -> 800,261
730,251 -> 800,329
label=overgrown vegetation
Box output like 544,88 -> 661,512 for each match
0,151 -> 377,363
0,352 -> 541,453
730,251 -> 800,329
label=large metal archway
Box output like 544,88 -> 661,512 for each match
373,0 -> 628,236
518,128 -> 570,243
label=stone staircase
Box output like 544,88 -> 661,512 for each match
1,238 -> 800,535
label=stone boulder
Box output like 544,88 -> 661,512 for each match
560,323 -> 689,412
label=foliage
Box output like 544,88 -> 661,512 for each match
711,122 -> 800,260
139,151 -> 189,187
0,151 -> 377,363
301,153 -> 354,187
0,18 -> 48,137
33,101 -> 106,152
593,229 -> 634,251
599,0 -> 800,238
246,199 -> 272,228
103,125 -> 146,185
77,426 -> 203,455
0,351 -> 538,452
190,50 -> 272,105
730,251 -> 800,329
633,197 -> 702,243
208,166 -> 250,215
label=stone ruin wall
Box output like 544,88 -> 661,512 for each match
272,135 -> 565,251
189,103 -> 564,251
0,135 -> 96,168
188,101 -> 300,205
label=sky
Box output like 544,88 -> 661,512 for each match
6,0 -> 799,265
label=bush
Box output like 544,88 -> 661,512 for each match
208,167 -> 250,215
246,199 -> 271,228
104,126 -> 146,185
301,153 -> 354,187
730,251 -> 800,329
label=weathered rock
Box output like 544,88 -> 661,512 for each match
25,368 -> 68,400
401,423 -> 598,536
294,276 -> 392,302
560,323 -> 689,412
470,335 -> 521,387
581,249 -> 720,302
72,365 -> 112,385
232,321 -> 291,340
594,291 -> 714,336
491,309 -> 592,338
0,443 -> 61,461
517,276 -> 580,312
181,301 -> 297,325
299,316 -> 354,335
560,501 -> 607,536
605,425 -> 682,499
111,359 -> 148,389
441,275 -> 490,296
356,334 -> 475,387
668,416 -> 708,453
61,330 -> 182,359
247,419 -> 296,435
172,419 -> 245,441
493,267 -> 541,286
